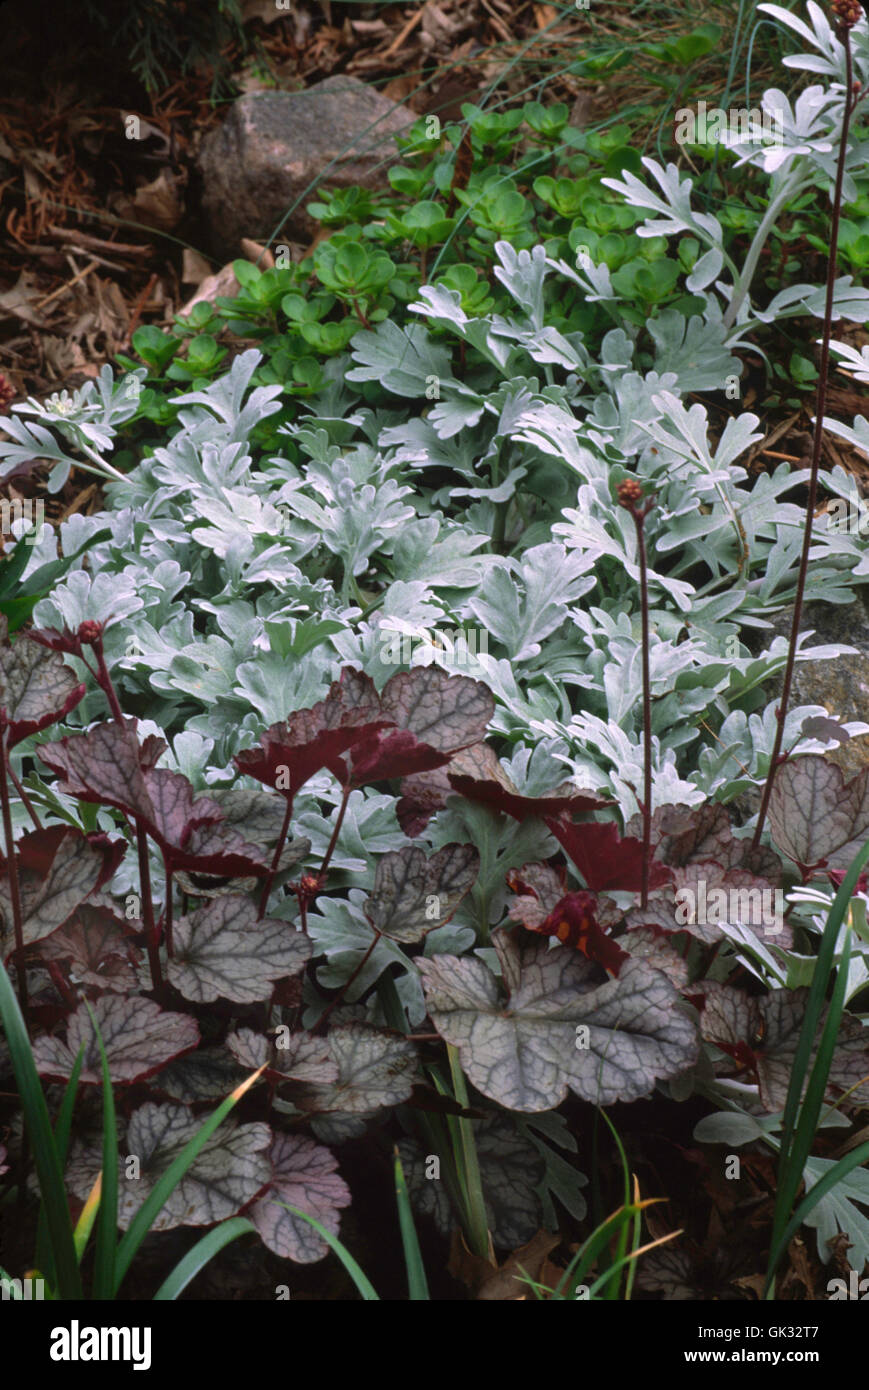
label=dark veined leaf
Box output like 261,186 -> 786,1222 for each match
0,616 -> 84,747
66,1102 -> 271,1230
769,755 -> 869,874
38,719 -> 269,877
697,982 -> 869,1112
418,929 -> 698,1111
364,843 -> 479,943
667,860 -> 791,948
32,995 -> 199,1085
154,1048 -> 246,1102
622,927 -> 689,988
168,895 -> 311,1004
380,665 -> 494,753
39,899 -> 142,993
296,1022 -> 417,1118
249,1133 -> 351,1263
227,1026 -> 338,1087
398,1113 -> 545,1249
0,827 -> 125,960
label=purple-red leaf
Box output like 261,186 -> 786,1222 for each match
249,1133 -> 352,1263
447,741 -> 611,822
546,818 -> 673,894
38,720 -> 268,876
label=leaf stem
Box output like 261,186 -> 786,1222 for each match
0,729 -> 27,1019
752,30 -> 859,850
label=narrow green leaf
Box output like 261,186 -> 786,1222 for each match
35,1046 -> 85,1289
153,1218 -> 257,1301
0,959 -> 81,1299
276,1204 -> 380,1300
85,1000 -> 118,1300
393,1147 -> 430,1300
113,1066 -> 265,1295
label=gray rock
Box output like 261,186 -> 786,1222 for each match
198,77 -> 414,259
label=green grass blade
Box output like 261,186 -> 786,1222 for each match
0,959 -> 81,1299
113,1066 -> 265,1295
597,1107 -> 631,1300
276,1204 -> 380,1300
767,1139 -> 869,1286
446,1043 -> 491,1262
73,1174 -> 103,1265
393,1146 -> 430,1300
152,1218 -> 257,1301
35,1046 -> 85,1289
85,1001 -> 118,1300
770,837 -> 869,1270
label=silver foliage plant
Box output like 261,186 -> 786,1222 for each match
3,2 -> 869,1262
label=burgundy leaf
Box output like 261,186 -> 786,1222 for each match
527,891 -> 628,976
234,667 -> 387,798
347,727 -> 451,786
447,741 -> 610,821
38,721 -> 268,876
546,818 -> 673,894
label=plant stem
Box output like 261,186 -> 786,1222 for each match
137,820 -> 162,991
310,928 -> 381,1034
722,174 -> 807,331
7,763 -> 42,830
620,488 -> 656,908
258,795 -> 294,918
163,864 -> 175,958
752,34 -> 858,850
0,730 -> 27,1020
319,782 -> 352,881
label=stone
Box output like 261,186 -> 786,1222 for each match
197,77 -> 414,259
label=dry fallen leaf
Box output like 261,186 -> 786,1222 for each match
114,170 -> 185,232
179,262 -> 239,317
448,1227 -> 560,1299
